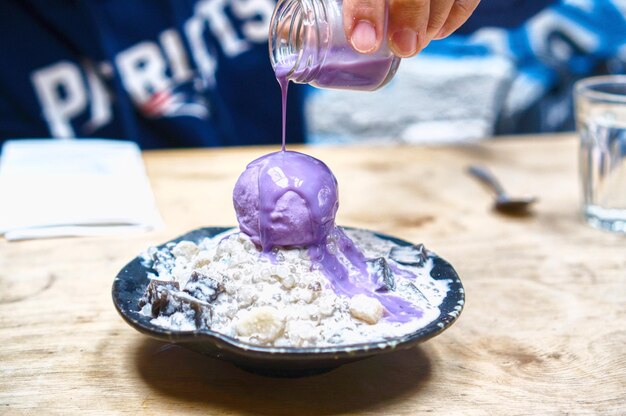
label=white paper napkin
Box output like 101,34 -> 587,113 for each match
0,139 -> 163,241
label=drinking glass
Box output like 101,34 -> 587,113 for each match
575,75 -> 626,232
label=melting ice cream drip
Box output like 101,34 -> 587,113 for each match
309,228 -> 422,322
233,151 -> 422,322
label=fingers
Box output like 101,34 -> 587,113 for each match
388,0 -> 429,57
343,0 -> 386,54
426,0 -> 455,41
435,0 -> 481,40
344,0 -> 481,57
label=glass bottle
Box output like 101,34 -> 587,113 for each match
269,0 -> 401,91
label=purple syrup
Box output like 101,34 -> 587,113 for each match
233,151 -> 422,322
309,228 -> 423,322
274,52 -> 397,91
254,151 -> 338,250
276,65 -> 289,152
312,58 -> 395,90
389,262 -> 417,281
233,56 -> 419,322
274,52 -> 395,147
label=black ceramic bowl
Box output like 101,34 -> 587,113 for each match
112,227 -> 464,377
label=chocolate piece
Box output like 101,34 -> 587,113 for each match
140,279 -> 212,330
139,279 -> 179,310
183,271 -> 224,303
389,244 -> 428,267
367,257 -> 395,292
405,282 -> 428,304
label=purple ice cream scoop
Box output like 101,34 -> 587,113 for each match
233,151 -> 339,251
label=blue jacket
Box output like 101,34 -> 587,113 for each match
0,0 -> 307,149
3,0 -> 623,148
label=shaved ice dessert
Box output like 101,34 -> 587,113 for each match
139,151 -> 451,347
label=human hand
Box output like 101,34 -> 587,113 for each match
344,0 -> 481,57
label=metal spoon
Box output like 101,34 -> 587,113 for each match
467,165 -> 537,214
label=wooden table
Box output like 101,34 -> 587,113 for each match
1,134 -> 624,415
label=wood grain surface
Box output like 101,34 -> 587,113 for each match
1,134 -> 624,415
